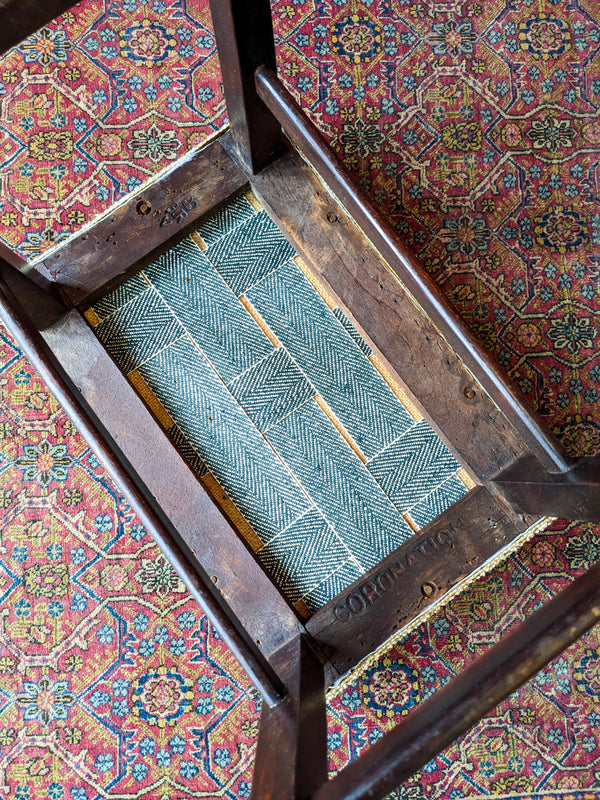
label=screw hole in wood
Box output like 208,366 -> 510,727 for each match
136,199 -> 152,216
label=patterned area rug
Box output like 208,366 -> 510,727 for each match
0,327 -> 259,799
0,0 -> 600,798
1,332 -> 600,798
0,0 -> 224,260
270,0 -> 600,457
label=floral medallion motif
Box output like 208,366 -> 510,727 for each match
16,677 -> 75,725
547,312 -> 597,354
553,415 -> 600,455
526,117 -> 575,152
441,120 -> 483,152
563,524 -> 600,569
0,327 -> 259,798
360,657 -> 421,718
574,647 -> 600,703
127,123 -> 183,163
131,667 -> 194,727
19,27 -> 73,65
29,130 -> 75,162
119,20 -> 177,65
14,440 -> 73,488
339,118 -> 386,159
430,19 -> 477,56
331,15 -> 383,63
518,15 -> 572,60
133,554 -> 185,598
442,214 -> 491,255
534,206 -> 588,254
23,562 -> 69,598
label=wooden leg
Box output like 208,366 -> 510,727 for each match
209,0 -> 283,174
251,636 -> 328,800
492,454 -> 600,521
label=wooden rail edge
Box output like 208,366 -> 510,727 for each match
250,143 -> 528,481
254,66 -> 571,475
0,266 -> 286,707
492,454 -> 600,521
307,485 -> 537,675
36,133 -> 248,308
310,561 -> 600,800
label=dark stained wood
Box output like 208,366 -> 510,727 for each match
295,639 -> 328,800
250,636 -> 327,800
1,260 -> 68,330
0,270 -> 290,706
313,561 -> 600,800
37,134 -> 248,307
0,239 -> 60,297
254,67 -> 571,476
209,0 -> 283,174
38,305 -> 302,664
492,455 -> 600,521
250,146 -> 531,482
307,486 -> 538,675
0,0 -> 79,55
0,238 -> 27,270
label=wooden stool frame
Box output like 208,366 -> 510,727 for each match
1,2 -> 600,798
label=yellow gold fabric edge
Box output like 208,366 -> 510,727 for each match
200,473 -> 265,553
127,369 -> 175,430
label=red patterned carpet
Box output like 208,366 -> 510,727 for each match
270,0 -> 600,454
0,326 -> 259,799
1,1 -> 600,798
0,0 -> 224,260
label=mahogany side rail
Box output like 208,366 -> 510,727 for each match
491,455 -> 600,521
253,65 -> 571,476
0,269 -> 287,709
2,2 -> 600,799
